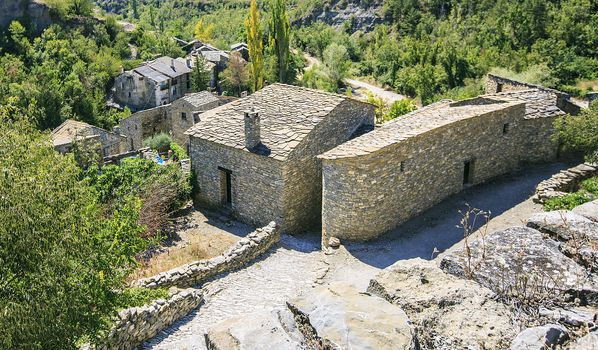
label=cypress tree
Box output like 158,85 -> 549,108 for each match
268,0 -> 290,83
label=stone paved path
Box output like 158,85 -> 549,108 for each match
143,162 -> 569,349
143,235 -> 326,350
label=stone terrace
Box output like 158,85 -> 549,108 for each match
185,84 -> 369,160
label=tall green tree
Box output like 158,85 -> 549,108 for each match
555,103 -> 598,163
268,0 -> 291,83
245,0 -> 264,92
191,55 -> 211,92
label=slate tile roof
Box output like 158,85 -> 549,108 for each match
147,57 -> 192,79
181,91 -> 220,108
319,97 -> 524,160
489,89 -> 565,120
186,84 -> 360,161
51,119 -> 97,147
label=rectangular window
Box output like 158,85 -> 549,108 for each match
186,80 -> 191,89
218,167 -> 232,205
400,161 -> 405,172
463,160 -> 474,185
496,83 -> 504,93
181,112 -> 187,120
503,123 -> 510,134
173,79 -> 178,85
193,113 -> 200,123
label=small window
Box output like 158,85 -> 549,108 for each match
400,161 -> 405,172
186,80 -> 191,89
181,112 -> 187,120
128,92 -> 131,98
139,77 -> 144,81
503,123 -> 510,134
193,113 -> 200,123
496,83 -> 504,93
173,79 -> 178,85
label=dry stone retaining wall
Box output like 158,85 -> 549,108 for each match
135,222 -> 280,289
93,288 -> 202,350
533,163 -> 598,203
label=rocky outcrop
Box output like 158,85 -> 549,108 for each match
0,0 -> 52,33
573,200 -> 598,222
205,308 -> 306,350
510,324 -> 569,350
440,226 -> 597,303
293,0 -> 383,32
368,258 -> 518,349
533,163 -> 598,204
95,288 -> 202,350
135,222 -> 280,289
287,282 -> 416,350
567,331 -> 598,349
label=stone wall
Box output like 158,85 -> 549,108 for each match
93,288 -> 202,350
135,222 -> 280,289
321,103 -> 526,243
190,132 -> 287,228
168,98 -> 221,148
282,100 -> 375,234
120,105 -> 170,150
533,163 -> 598,203
485,74 -> 580,116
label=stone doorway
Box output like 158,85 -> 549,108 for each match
463,160 -> 475,185
218,167 -> 232,206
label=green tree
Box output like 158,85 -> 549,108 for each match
555,103 -> 598,162
191,55 -> 211,92
323,43 -> 350,89
245,0 -> 264,92
68,0 -> 93,17
0,117 -> 146,349
130,0 -> 139,19
268,0 -> 291,83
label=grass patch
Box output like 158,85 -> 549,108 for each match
129,232 -> 239,280
544,177 -> 598,211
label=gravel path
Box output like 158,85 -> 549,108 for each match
143,162 -> 568,349
346,78 -> 407,104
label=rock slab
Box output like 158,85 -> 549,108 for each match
368,258 -> 517,349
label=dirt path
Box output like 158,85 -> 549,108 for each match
143,163 -> 567,349
346,78 -> 406,104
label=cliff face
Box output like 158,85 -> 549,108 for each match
293,0 -> 384,32
0,0 -> 52,33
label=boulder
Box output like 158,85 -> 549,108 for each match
205,308 -> 306,350
567,331 -> 598,350
527,211 -> 598,272
573,200 -> 598,223
539,306 -> 598,329
510,324 -> 569,350
440,227 -> 597,303
368,258 -> 517,349
287,281 -> 416,350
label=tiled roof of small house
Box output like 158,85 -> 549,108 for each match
147,57 -> 192,78
181,91 -> 220,108
186,84 -> 367,161
319,97 -> 525,160
51,119 -> 95,146
488,89 -> 565,120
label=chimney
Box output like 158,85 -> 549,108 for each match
244,108 -> 260,150
171,58 -> 175,70
186,58 -> 192,68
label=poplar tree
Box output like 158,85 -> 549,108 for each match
245,0 -> 264,91
268,0 -> 290,83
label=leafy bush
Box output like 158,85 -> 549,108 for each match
544,177 -> 598,211
170,141 -> 188,160
554,103 -> 598,163
0,118 -> 147,349
385,98 -> 417,121
114,288 -> 170,310
143,133 -> 173,153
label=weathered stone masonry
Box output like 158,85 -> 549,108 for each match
187,84 -> 375,234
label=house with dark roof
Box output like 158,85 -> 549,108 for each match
114,56 -> 193,111
186,84 -> 376,233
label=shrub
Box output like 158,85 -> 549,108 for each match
554,102 -> 598,163
143,133 -> 173,153
170,141 -> 188,161
543,177 -> 598,211
114,287 -> 170,310
385,98 -> 417,121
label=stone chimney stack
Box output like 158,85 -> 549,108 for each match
171,58 -> 175,70
244,108 -> 260,149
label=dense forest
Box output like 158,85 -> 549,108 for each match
94,0 -> 597,104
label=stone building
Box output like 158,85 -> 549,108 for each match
319,86 -> 567,245
168,91 -> 224,148
114,57 -> 192,111
186,84 -> 375,233
120,91 -> 231,150
51,119 -> 126,156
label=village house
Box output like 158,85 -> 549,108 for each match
230,42 -> 249,61
120,91 -> 232,150
186,84 -> 376,233
51,119 -> 127,157
114,56 -> 193,111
